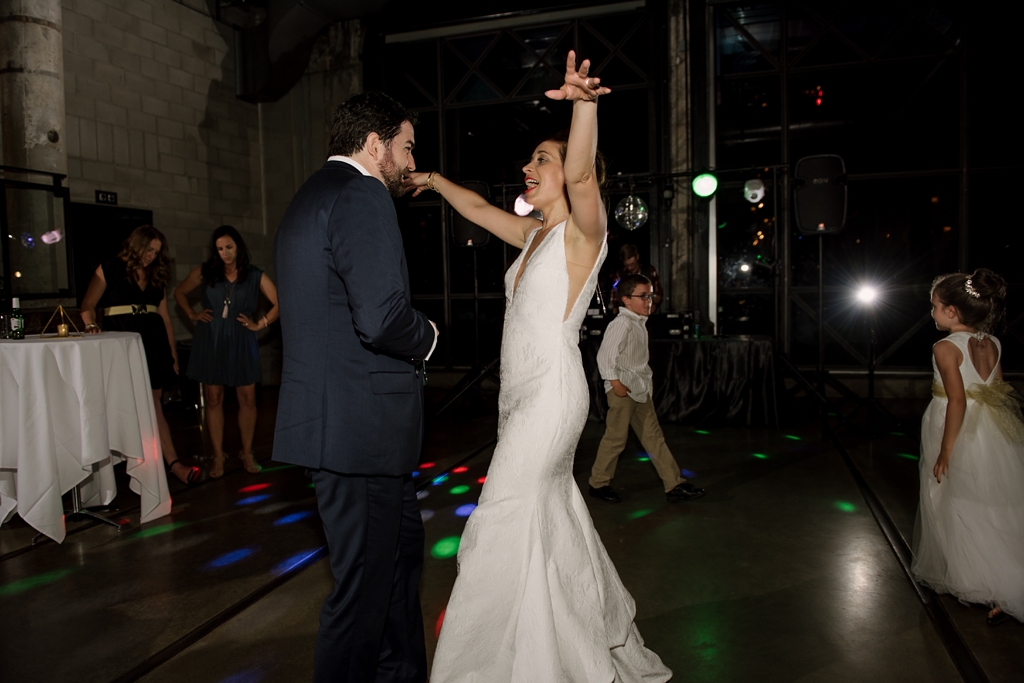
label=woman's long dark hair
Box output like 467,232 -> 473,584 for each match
201,225 -> 251,285
119,225 -> 170,289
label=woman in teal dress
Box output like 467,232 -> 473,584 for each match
174,225 -> 279,478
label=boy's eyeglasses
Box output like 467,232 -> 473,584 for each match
624,293 -> 655,301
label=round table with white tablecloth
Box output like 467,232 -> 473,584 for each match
0,331 -> 172,542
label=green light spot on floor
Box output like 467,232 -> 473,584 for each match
694,430 -> 710,435
431,536 -> 461,559
308,482 -> 316,488
627,509 -> 653,520
897,453 -> 920,461
835,501 -> 856,513
637,457 -> 650,462
891,432 -> 905,436
753,453 -> 768,459
259,465 -> 296,473
450,485 -> 470,495
0,568 -> 73,597
133,522 -> 189,539
784,435 -> 802,441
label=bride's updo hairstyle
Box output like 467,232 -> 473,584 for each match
931,268 -> 1008,334
543,129 -> 607,189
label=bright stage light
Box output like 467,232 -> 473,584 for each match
740,263 -> 750,272
691,173 -> 718,198
856,285 -> 878,304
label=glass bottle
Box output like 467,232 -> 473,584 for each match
10,297 -> 25,340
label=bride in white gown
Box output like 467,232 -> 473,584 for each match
405,51 -> 671,683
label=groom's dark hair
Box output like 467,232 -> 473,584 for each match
328,91 -> 418,157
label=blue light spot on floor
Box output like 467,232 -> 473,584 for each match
236,494 -> 271,505
218,669 -> 264,683
411,470 -> 420,477
431,474 -> 449,486
455,504 -> 477,517
681,469 -> 697,478
273,510 -> 315,526
206,547 -> 257,569
273,549 -> 323,575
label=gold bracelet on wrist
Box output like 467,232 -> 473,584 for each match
426,172 -> 439,192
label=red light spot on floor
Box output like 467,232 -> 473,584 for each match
118,519 -> 131,525
239,483 -> 271,493
452,467 -> 468,473
420,462 -> 435,469
435,608 -> 447,638
477,476 -> 487,484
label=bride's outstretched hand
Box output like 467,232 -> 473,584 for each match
403,171 -> 431,197
545,50 -> 611,102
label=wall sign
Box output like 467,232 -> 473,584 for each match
95,190 -> 117,205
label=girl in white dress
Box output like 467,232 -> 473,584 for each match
405,52 -> 671,682
912,268 -> 1024,626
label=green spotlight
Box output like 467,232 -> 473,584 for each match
450,485 -> 470,495
897,453 -> 920,461
627,509 -> 653,520
0,569 -> 73,597
835,501 -> 856,513
753,453 -> 768,459
691,173 -> 718,198
431,536 -> 461,559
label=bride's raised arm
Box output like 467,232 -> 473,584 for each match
546,50 -> 611,244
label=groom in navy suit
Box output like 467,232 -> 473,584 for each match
273,92 -> 437,683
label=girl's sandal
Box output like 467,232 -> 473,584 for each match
240,451 -> 262,474
209,455 -> 225,479
168,459 -> 200,485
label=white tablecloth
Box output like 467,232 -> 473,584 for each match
0,331 -> 172,541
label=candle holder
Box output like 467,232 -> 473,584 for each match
40,305 -> 83,338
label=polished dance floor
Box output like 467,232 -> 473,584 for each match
2,386 -> 1022,683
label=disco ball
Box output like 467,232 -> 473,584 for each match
614,195 -> 648,230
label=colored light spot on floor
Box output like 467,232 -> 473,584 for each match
681,469 -> 697,478
455,504 -> 477,517
477,476 -> 487,484
417,490 -> 429,500
431,536 -> 461,559
217,668 -> 264,683
784,434 -> 802,441
420,462 -> 436,469
897,453 -> 920,461
206,547 -> 257,568
435,608 -> 447,638
891,431 -> 906,436
411,471 -> 420,478
450,485 -> 470,495
431,474 -> 449,486
117,518 -> 131,525
133,521 -> 189,539
637,456 -> 651,462
273,548 -> 323,576
694,430 -> 710,435
308,482 -> 316,488
753,453 -> 768,459
627,509 -> 653,520
258,465 -> 295,473
239,483 -> 271,493
236,494 -> 271,505
273,510 -> 315,526
453,466 -> 469,473
421,509 -> 435,522
0,568 -> 73,597
835,501 -> 856,513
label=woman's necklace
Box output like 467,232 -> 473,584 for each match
222,270 -> 237,319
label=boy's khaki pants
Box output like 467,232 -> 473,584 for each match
589,390 -> 685,493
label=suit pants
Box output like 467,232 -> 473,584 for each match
589,391 -> 685,493
310,470 -> 427,683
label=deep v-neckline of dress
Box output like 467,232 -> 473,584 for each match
512,221 -> 564,299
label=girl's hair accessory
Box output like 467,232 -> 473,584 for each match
965,279 -> 981,299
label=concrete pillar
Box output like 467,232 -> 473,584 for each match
667,0 -> 693,311
0,0 -> 68,296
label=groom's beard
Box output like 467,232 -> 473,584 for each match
379,151 -> 405,198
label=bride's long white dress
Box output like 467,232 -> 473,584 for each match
430,221 -> 671,682
912,332 -> 1024,621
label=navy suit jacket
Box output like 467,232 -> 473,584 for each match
272,161 -> 435,475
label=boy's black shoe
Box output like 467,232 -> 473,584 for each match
667,482 -> 705,502
588,485 -> 622,503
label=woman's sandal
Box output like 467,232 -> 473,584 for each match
240,451 -> 262,474
209,455 -> 225,479
168,459 -> 201,485
987,607 -> 1012,626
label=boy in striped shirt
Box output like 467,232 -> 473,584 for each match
588,274 -> 705,504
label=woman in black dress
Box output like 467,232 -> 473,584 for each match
80,225 -> 200,485
174,225 -> 279,478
